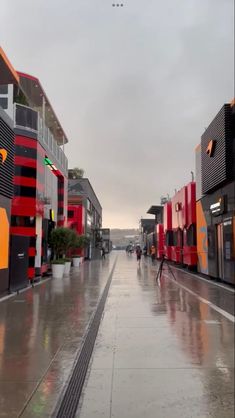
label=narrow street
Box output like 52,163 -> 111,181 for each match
0,252 -> 234,417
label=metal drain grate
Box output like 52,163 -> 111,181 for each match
54,258 -> 117,418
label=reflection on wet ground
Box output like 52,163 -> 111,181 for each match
0,255 -> 116,418
77,252 -> 234,418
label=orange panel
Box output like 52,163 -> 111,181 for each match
196,201 -> 208,274
0,208 -> 9,269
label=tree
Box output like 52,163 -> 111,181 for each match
50,227 -> 77,259
76,235 -> 90,250
68,167 -> 84,179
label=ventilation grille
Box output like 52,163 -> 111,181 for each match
201,104 -> 234,194
0,116 -> 14,199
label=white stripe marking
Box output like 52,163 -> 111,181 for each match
172,265 -> 235,293
166,274 -> 235,323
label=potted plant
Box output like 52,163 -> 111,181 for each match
63,229 -> 77,275
72,235 -> 89,267
72,235 -> 83,267
50,228 -> 67,278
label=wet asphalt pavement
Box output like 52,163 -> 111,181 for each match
77,252 -> 234,418
0,255 -> 116,417
0,251 -> 234,417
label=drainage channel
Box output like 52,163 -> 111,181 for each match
53,258 -> 117,418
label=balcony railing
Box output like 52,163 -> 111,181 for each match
14,103 -> 68,174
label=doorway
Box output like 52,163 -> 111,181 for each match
35,216 -> 42,274
216,223 -> 224,279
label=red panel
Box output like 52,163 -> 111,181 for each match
187,182 -> 196,225
11,226 -> 35,236
156,224 -> 164,259
28,247 -> 36,256
15,135 -> 37,149
68,204 -> 84,235
163,202 -> 172,230
28,267 -> 35,279
12,197 -> 36,216
14,176 -> 37,188
183,246 -> 197,266
171,246 -> 181,263
14,156 -> 36,169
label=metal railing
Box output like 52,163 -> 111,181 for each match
14,103 -> 68,174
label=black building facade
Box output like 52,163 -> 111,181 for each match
0,108 -> 14,294
196,101 -> 235,284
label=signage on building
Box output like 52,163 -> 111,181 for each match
50,209 -> 55,221
206,140 -> 216,157
210,197 -> 225,216
175,202 -> 181,212
0,148 -> 7,164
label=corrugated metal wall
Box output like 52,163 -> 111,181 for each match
0,109 -> 14,199
201,104 -> 234,194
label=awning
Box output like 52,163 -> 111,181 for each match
0,47 -> 19,85
147,205 -> 163,215
17,72 -> 68,145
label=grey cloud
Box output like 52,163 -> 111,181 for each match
1,0 -> 233,228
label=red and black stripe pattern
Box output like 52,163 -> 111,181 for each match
57,176 -> 64,226
11,135 -> 45,279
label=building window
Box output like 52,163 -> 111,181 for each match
11,216 -> 36,227
186,224 -> 196,246
68,210 -> 74,218
166,230 -> 173,246
0,97 -> 8,109
87,199 -> 91,212
0,85 -> 8,94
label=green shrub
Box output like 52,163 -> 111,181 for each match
51,258 -> 65,265
50,227 -> 77,260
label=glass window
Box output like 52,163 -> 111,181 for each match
207,226 -> 216,260
186,224 -> 196,246
15,104 -> 38,130
87,199 -> 91,212
166,230 -> 173,246
11,216 -> 35,227
0,97 -> 8,109
0,85 -> 8,94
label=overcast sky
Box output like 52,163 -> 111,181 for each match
1,0 -> 234,228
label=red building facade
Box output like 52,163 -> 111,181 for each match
1,69 -> 69,280
168,182 -> 197,267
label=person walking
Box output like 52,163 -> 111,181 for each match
101,246 -> 106,259
136,245 -> 142,266
151,245 -> 156,264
